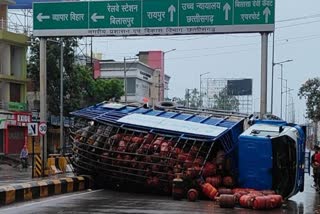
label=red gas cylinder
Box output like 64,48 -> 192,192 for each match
218,188 -> 233,195
201,183 -> 218,200
202,162 -> 217,178
216,150 -> 225,165
252,196 -> 267,210
261,190 -> 276,195
132,136 -> 143,144
239,195 -> 255,208
160,141 -> 169,153
234,191 -> 248,203
219,194 -> 236,208
117,140 -> 127,152
248,190 -> 264,197
187,189 -> 199,202
265,195 -> 283,209
222,176 -> 234,188
206,176 -> 221,187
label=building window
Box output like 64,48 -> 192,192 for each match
10,83 -> 21,102
126,78 -> 136,94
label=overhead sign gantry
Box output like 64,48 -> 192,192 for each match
33,0 -> 274,37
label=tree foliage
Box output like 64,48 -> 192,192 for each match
27,37 -> 123,116
298,78 -> 320,122
185,88 -> 201,108
213,86 -> 240,111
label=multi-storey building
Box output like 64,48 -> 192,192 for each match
97,51 -> 170,107
0,0 -> 30,155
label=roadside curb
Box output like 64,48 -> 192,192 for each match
0,175 -> 92,206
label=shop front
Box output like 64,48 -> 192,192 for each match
0,112 -> 31,155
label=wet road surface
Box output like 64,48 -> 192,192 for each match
1,175 -> 319,214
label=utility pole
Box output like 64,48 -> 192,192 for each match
260,33 -> 268,119
60,40 -> 64,155
123,56 -> 138,104
39,38 -> 47,177
124,57 -> 127,104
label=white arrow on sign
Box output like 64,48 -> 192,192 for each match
91,13 -> 105,22
263,7 -> 271,23
223,3 -> 231,21
37,13 -> 50,22
168,5 -> 176,22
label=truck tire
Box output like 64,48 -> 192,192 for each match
155,101 -> 177,110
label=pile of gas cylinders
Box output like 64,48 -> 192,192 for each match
77,127 -> 284,210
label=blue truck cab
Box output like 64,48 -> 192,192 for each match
238,120 -> 307,198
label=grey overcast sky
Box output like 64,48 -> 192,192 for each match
90,0 -> 320,123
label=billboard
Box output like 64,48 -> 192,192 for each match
9,0 -> 74,9
227,79 -> 253,96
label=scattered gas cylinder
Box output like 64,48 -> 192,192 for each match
222,176 -> 234,188
239,195 -> 255,208
172,173 -> 184,200
201,182 -> 218,200
252,196 -> 267,210
265,195 -> 283,209
206,176 -> 221,187
218,188 -> 233,195
187,189 -> 199,202
219,194 -> 236,208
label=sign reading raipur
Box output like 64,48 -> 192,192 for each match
33,0 -> 274,37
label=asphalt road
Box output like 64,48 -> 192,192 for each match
1,175 -> 319,214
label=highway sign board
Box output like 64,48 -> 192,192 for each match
38,122 -> 47,135
33,0 -> 274,37
28,123 -> 39,136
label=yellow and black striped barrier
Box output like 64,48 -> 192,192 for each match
0,176 -> 92,206
35,155 -> 42,177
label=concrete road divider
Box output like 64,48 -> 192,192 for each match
0,176 -> 92,206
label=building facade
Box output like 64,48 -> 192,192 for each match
97,51 -> 170,106
0,1 -> 30,155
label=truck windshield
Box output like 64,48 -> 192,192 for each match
272,135 -> 296,198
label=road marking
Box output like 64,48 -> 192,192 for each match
1,189 -> 104,211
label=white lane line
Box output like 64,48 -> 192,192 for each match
1,189 -> 104,211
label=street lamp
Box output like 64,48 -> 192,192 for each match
200,72 -> 210,108
271,59 -> 293,116
161,49 -> 176,101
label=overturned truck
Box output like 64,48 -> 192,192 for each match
70,102 -> 308,200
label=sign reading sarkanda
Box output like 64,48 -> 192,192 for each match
33,0 -> 274,37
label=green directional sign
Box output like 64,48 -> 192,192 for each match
33,0 -> 274,37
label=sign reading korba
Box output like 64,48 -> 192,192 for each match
33,0 -> 274,37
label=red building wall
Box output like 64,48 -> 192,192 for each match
143,51 -> 164,101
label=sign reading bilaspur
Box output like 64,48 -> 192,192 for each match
33,0 -> 274,37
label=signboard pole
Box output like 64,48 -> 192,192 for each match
32,136 -> 35,178
40,38 -> 47,177
260,32 -> 268,118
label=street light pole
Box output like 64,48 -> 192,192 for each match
200,72 -> 210,108
59,40 -> 64,155
280,64 -> 283,119
271,59 -> 293,117
162,49 -> 176,101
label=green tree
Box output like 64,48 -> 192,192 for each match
298,78 -> 320,122
213,86 -> 240,111
27,38 -> 124,116
185,88 -> 201,108
171,97 -> 186,106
